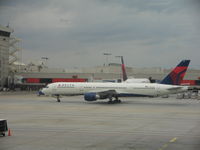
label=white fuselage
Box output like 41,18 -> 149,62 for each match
41,82 -> 188,97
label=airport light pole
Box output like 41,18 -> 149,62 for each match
41,57 -> 49,67
103,53 -> 112,66
116,55 -> 125,65
41,57 -> 48,61
115,55 -> 123,60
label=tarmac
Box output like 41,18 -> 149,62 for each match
0,92 -> 200,150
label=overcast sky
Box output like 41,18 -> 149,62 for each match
0,0 -> 200,69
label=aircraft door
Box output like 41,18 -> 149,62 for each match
52,84 -> 57,94
79,85 -> 84,94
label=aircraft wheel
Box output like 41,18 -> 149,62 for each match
113,100 -> 121,103
57,96 -> 61,102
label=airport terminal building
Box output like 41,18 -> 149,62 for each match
0,25 -> 12,89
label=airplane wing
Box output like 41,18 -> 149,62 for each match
87,89 -> 117,95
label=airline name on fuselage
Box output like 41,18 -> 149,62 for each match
57,83 -> 75,88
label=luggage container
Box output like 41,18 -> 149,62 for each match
162,95 -> 169,98
0,119 -> 8,136
184,92 -> 191,99
176,93 -> 184,99
191,92 -> 197,99
198,91 -> 200,100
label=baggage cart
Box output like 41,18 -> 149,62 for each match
0,119 -> 8,136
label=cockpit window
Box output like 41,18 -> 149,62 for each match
45,86 -> 49,88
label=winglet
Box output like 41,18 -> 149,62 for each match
160,60 -> 190,85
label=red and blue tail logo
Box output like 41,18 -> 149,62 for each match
160,60 -> 190,85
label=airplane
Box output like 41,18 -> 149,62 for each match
40,60 -> 190,103
117,56 -> 150,83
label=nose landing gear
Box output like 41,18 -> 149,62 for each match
56,95 -> 61,102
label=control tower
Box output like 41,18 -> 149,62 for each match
0,25 -> 12,89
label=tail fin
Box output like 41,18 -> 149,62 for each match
121,56 -> 128,81
160,60 -> 190,85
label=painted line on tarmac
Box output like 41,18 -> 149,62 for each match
169,137 -> 177,143
158,137 -> 177,150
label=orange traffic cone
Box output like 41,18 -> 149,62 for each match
8,128 -> 11,136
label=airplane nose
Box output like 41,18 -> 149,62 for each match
38,89 -> 45,96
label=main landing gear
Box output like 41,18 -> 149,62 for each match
108,95 -> 121,104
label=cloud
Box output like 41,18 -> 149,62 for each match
0,0 -> 200,69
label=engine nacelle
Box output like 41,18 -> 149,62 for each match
84,93 -> 100,101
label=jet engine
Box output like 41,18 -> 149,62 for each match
84,93 -> 100,101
